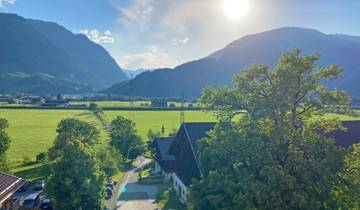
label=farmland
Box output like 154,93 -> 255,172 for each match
0,108 -> 216,181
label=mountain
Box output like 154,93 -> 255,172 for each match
123,69 -> 150,79
0,13 -> 126,94
103,27 -> 360,98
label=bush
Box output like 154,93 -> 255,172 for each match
22,155 -> 33,166
36,153 -> 47,162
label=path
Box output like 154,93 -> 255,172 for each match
106,157 -> 159,210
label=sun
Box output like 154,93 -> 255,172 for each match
223,0 -> 250,20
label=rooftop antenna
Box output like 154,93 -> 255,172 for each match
180,93 -> 185,125
161,125 -> 165,137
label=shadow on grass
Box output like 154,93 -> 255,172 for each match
156,185 -> 187,210
13,163 -> 51,183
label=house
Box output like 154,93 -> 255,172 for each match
150,137 -> 175,181
151,99 -> 168,108
0,172 -> 26,210
151,121 -> 360,204
150,122 -> 216,203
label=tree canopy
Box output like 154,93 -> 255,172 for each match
0,118 -> 11,171
189,49 -> 359,210
46,118 -> 106,210
110,116 -> 145,161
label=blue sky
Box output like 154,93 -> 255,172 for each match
1,0 -> 360,70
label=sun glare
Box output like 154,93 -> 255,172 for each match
223,0 -> 250,20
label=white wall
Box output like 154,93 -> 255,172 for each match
172,173 -> 188,204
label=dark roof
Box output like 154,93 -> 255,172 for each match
329,121 -> 360,147
0,172 -> 26,204
154,137 -> 175,161
152,137 -> 175,173
169,122 -> 217,186
182,122 -> 217,153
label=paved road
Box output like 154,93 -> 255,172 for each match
106,157 -> 159,210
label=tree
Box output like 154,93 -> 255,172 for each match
110,116 -> 144,161
97,147 -> 121,178
46,140 -> 106,210
0,118 -> 11,171
46,118 -> 105,210
48,118 -> 99,160
189,49 -> 355,209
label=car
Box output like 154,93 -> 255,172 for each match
22,192 -> 41,208
17,181 -> 30,192
34,180 -> 45,190
39,198 -> 53,210
105,187 -> 113,200
106,183 -> 114,190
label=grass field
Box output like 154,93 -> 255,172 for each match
0,109 -> 107,165
103,110 -> 217,139
0,109 -> 216,181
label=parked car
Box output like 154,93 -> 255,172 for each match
22,192 -> 41,208
39,198 -> 53,210
105,187 -> 113,200
34,180 -> 45,190
17,181 -> 29,192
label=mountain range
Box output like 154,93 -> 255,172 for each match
103,27 -> 360,98
0,13 -> 126,94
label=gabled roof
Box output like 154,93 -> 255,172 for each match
152,137 -> 175,173
328,121 -> 360,147
0,172 -> 26,204
182,122 -> 217,153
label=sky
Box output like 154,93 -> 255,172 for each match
1,0 -> 360,70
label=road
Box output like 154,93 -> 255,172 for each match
106,157 -> 159,210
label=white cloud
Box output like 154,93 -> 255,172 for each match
172,37 -> 190,45
117,46 -> 174,69
0,0 -> 16,7
142,6 -> 153,14
79,29 -> 115,44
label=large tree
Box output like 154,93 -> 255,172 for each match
110,116 -> 145,161
46,140 -> 106,210
189,49 -> 357,209
48,118 -> 100,160
46,118 -> 105,210
0,118 -> 11,171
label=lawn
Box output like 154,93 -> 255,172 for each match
103,110 -> 217,139
0,109 -> 108,165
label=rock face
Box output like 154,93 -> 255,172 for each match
104,27 -> 360,98
0,13 -> 126,94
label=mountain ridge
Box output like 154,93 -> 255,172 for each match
103,27 -> 360,98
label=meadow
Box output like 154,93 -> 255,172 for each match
0,108 -> 216,180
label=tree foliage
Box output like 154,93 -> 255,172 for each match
46,118 -> 105,210
190,49 -> 357,209
48,118 -> 99,160
110,116 -> 145,161
0,118 -> 11,171
46,140 -> 106,210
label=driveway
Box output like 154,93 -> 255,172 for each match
106,157 -> 159,210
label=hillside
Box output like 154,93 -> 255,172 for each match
103,27 -> 360,98
0,13 -> 126,94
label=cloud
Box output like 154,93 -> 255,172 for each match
0,0 -> 16,7
172,37 -> 190,45
79,29 -> 115,44
142,6 -> 153,14
117,46 -> 174,69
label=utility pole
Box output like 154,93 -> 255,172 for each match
180,93 -> 185,125
129,73 -> 135,121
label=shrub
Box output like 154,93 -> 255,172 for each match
36,153 -> 47,162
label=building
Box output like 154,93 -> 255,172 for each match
0,172 -> 26,210
151,121 -> 360,204
151,99 -> 168,108
150,137 -> 175,181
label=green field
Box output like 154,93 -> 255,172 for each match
0,109 -> 216,180
0,109 -> 107,165
104,110 -> 217,138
